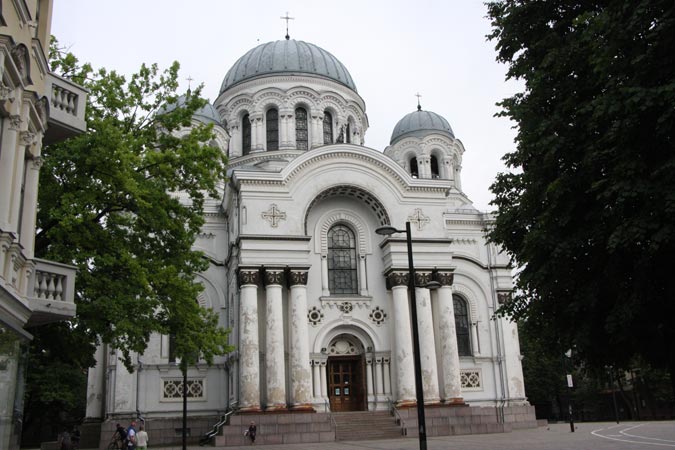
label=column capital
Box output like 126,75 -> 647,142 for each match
433,270 -> 454,286
497,290 -> 512,305
237,267 -> 261,288
263,267 -> 285,286
414,271 -> 433,288
385,271 -> 408,289
288,268 -> 309,287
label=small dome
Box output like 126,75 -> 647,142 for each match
192,103 -> 222,126
390,109 -> 454,145
220,39 -> 357,94
159,96 -> 223,126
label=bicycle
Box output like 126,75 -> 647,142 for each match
106,433 -> 125,450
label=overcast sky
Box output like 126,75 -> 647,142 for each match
51,0 -> 521,211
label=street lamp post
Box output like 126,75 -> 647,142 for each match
376,221 -> 429,450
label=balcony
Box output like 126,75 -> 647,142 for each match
26,258 -> 77,326
43,72 -> 87,145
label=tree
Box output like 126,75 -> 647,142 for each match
32,43 -> 232,383
486,0 -> 675,397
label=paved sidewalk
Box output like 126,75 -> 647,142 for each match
142,421 -> 675,450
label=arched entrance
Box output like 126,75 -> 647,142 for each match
326,335 -> 366,411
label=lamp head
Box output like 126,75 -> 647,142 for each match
375,225 -> 401,236
425,280 -> 442,290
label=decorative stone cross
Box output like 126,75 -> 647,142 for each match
408,208 -> 430,230
262,204 -> 287,228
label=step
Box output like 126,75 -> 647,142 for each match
332,411 -> 403,441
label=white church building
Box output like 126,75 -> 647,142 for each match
86,36 -> 535,445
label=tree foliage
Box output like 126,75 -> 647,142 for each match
486,1 -> 675,395
36,42 -> 233,370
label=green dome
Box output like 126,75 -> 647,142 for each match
220,39 -> 357,93
390,109 -> 454,145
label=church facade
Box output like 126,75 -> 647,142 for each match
86,37 -> 531,442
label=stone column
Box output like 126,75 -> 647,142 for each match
289,269 -> 313,411
264,268 -> 287,411
387,272 -> 416,406
375,357 -> 384,396
434,271 -> 463,404
358,255 -> 368,296
19,156 -> 41,257
0,115 -> 21,229
415,273 -> 441,404
320,360 -> 328,399
229,124 -> 242,157
238,268 -> 262,412
470,322 -> 480,356
366,357 -> 374,402
85,343 -> 106,420
311,114 -> 322,148
320,254 -> 329,296
383,357 -> 392,395
250,114 -> 264,152
417,155 -> 431,179
312,359 -> 322,399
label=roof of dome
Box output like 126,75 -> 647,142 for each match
159,95 -> 223,127
390,108 -> 454,145
220,39 -> 357,94
192,103 -> 222,126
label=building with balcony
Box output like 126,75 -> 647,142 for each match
0,2 -> 86,449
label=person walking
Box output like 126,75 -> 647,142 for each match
246,421 -> 257,445
126,420 -> 137,450
135,424 -> 148,450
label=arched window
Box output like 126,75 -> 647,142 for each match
346,123 -> 351,144
327,224 -> 357,294
323,111 -> 333,144
266,108 -> 279,151
453,295 -> 472,356
410,157 -> 419,178
295,107 -> 308,150
242,113 -> 251,155
430,155 -> 440,178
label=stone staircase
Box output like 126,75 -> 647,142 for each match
333,411 -> 403,441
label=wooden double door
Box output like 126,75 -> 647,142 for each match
328,356 -> 366,411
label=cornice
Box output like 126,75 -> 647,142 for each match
216,73 -> 366,110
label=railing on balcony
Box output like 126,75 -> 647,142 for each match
26,258 -> 77,326
44,72 -> 87,145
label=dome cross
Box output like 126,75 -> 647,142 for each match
280,12 -> 295,40
415,92 -> 422,111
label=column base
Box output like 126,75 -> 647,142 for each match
443,397 -> 467,406
239,406 -> 263,414
424,399 -> 442,406
396,399 -> 417,409
290,404 -> 316,412
265,404 -> 288,413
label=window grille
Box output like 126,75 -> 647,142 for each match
242,114 -> 251,155
295,107 -> 308,150
323,111 -> 333,144
327,224 -> 357,294
454,295 -> 472,356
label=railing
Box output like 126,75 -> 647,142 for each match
325,399 -> 337,437
199,402 -> 238,446
26,258 -> 76,325
388,398 -> 407,436
44,72 -> 87,144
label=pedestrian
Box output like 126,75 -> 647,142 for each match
246,421 -> 256,445
58,429 -> 72,450
115,423 -> 127,449
126,420 -> 137,450
135,424 -> 148,450
71,425 -> 81,450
